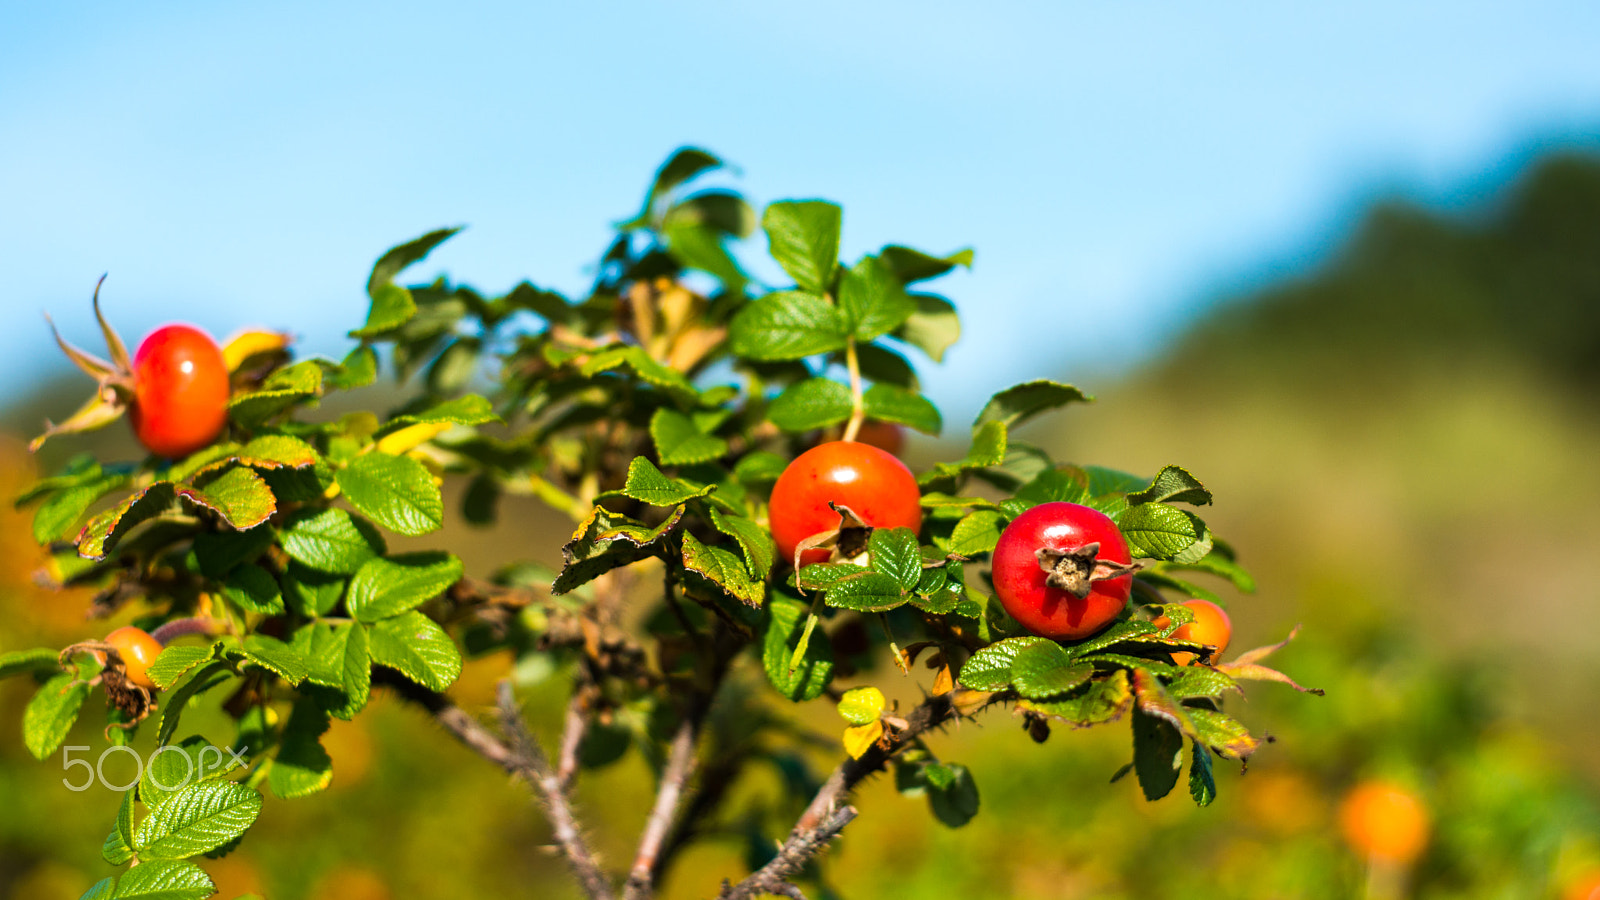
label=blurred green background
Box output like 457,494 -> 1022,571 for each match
3,149 -> 1599,900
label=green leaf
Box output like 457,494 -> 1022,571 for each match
221,564 -> 285,615
729,291 -> 849,361
141,737 -> 244,811
110,859 -> 216,900
895,293 -> 961,363
836,686 -> 886,726
793,562 -> 866,593
367,227 -> 461,296
268,697 -> 333,799
733,451 -> 787,488
651,408 -> 730,466
135,781 -> 262,860
1132,707 -> 1185,801
24,669 -> 89,760
552,505 -> 684,594
1159,547 -> 1256,593
762,200 -> 841,295
234,434 -> 321,470
379,394 -> 500,432
620,457 -> 715,507
32,472 -> 132,543
868,527 -> 921,591
0,648 -> 60,680
838,255 -> 916,341
664,187 -> 755,238
762,595 -> 834,702
920,421 -> 1007,486
710,509 -> 777,580
181,467 -> 276,530
926,762 -> 980,828
767,378 -> 853,432
299,621 -> 371,720
346,551 -> 463,623
1010,643 -> 1094,700
226,361 -> 323,426
146,646 -> 216,691
862,384 -> 941,435
324,345 -> 378,390
976,380 -> 1092,429
636,147 -> 723,223
957,636 -> 1051,691
664,221 -> 749,294
239,634 -> 308,685
368,612 -> 462,692
335,452 -> 444,537
1118,503 -> 1213,563
77,482 -> 179,560
281,562 -> 347,617
948,510 -> 1005,557
157,662 -> 231,747
190,528 -> 275,579
578,345 -> 698,401
824,571 -> 906,613
1014,669 -> 1134,727
80,878 -> 115,900
1189,740 -> 1217,806
280,508 -> 387,574
681,532 -> 763,607
1186,707 -> 1262,759
1127,465 -> 1213,507
880,245 -> 974,284
103,790 -> 135,865
1014,467 -> 1092,507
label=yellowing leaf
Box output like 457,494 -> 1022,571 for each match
842,721 -> 884,759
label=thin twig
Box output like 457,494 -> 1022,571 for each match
623,717 -> 698,900
841,337 -> 864,442
557,686 -> 589,790
715,807 -> 857,900
498,681 -> 617,900
375,669 -> 512,770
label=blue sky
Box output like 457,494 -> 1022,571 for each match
3,1 -> 1598,426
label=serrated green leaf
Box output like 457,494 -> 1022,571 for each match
1159,548 -> 1256,593
239,634 -> 307,685
135,781 -> 262,860
762,595 -> 834,702
957,636 -> 1052,691
325,345 -> 378,391
823,571 -> 906,612
895,293 -> 961,363
1119,503 -> 1213,563
1010,643 -> 1094,700
1166,666 -> 1243,701
1189,740 -> 1217,806
157,663 -> 231,747
976,380 -> 1092,429
346,551 -> 463,622
1127,465 -> 1213,507
838,255 -> 916,341
792,562 -> 865,593
733,451 -> 787,488
681,532 -> 764,606
280,508 -> 387,574
103,790 -> 135,865
77,482 -> 179,560
366,227 -> 460,296
868,527 -> 921,591
226,361 -> 323,426
762,201 -> 841,295
180,467 -> 276,530
948,510 -> 1005,557
268,697 -> 332,799
190,528 -> 275,579
1015,467 -> 1091,507
577,345 -> 698,401
142,737 -> 243,811
300,621 -> 372,721
651,408 -> 730,465
621,457 -> 715,507
767,378 -> 853,432
920,420 -> 1007,486
80,877 -> 115,900
367,612 -> 461,692
862,384 -> 941,435
221,564 -> 284,615
1186,707 -> 1262,759
111,858 -> 215,899
335,452 -> 444,537
552,505 -> 684,594
728,291 -> 849,361
836,686 -> 885,726
24,669 -> 89,760
0,648 -> 60,680
1014,669 -> 1133,727
233,434 -> 320,470
146,646 -> 216,691
710,509 -> 776,580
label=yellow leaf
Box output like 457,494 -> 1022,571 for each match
842,721 -> 884,759
222,330 -> 292,372
375,422 -> 451,457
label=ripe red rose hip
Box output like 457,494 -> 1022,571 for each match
769,440 -> 922,567
129,324 -> 230,458
991,501 -> 1139,640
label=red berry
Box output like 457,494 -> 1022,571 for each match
769,441 -> 922,567
129,324 -> 230,458
991,501 -> 1134,640
105,625 -> 164,690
